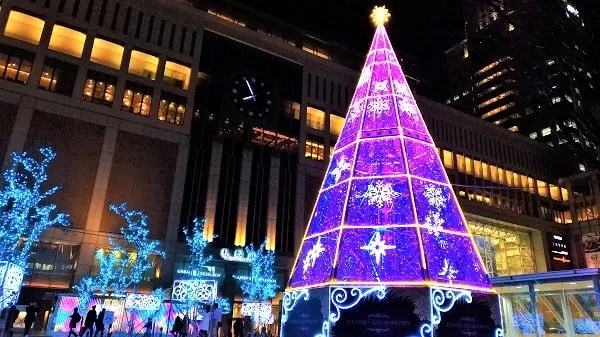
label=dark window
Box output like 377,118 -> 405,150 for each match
214,140 -> 243,247
158,20 -> 166,46
337,84 -> 341,107
111,3 -> 120,30
315,75 -> 320,100
58,0 -> 66,12
276,152 -> 296,253
344,86 -> 349,107
169,24 -> 176,50
307,73 -> 312,97
72,0 -> 80,17
135,12 -> 143,38
38,57 -> 77,96
85,0 -> 95,22
0,45 -> 34,84
122,81 -> 152,116
330,82 -> 334,104
180,27 -> 187,54
123,7 -> 132,34
146,16 -> 154,42
44,0 -> 51,8
98,0 -> 108,26
158,92 -> 186,125
322,78 -> 326,102
189,31 -> 197,57
82,70 -> 117,106
246,148 -> 270,247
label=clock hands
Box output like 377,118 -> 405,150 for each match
244,79 -> 256,101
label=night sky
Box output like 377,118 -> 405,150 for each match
236,0 -> 464,63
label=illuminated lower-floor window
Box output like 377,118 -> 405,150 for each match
158,93 -> 186,125
122,82 -> 152,116
82,70 -> 117,106
467,219 -> 535,277
38,57 -> 77,96
0,45 -> 34,84
305,140 -> 325,161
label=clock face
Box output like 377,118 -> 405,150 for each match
231,75 -> 272,118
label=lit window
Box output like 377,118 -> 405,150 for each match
463,46 -> 469,59
164,61 -> 191,90
537,181 -> 548,197
90,38 -> 124,69
529,132 -> 537,139
579,163 -> 586,172
475,69 -> 508,87
475,57 -> 510,76
302,45 -> 331,60
0,51 -> 32,84
477,90 -> 513,109
158,95 -> 186,125
482,162 -> 489,179
565,95 -> 572,102
541,127 -> 551,136
305,140 -> 325,161
480,102 -> 515,119
465,156 -> 473,175
507,23 -> 514,31
442,150 -> 453,169
122,82 -> 152,116
330,114 -> 344,135
282,100 -> 300,120
129,50 -> 158,80
38,58 -> 76,95
490,12 -> 498,21
546,59 -> 555,66
561,188 -> 569,201
49,25 -> 86,58
456,154 -> 465,173
4,11 -> 44,44
207,9 -> 246,27
549,185 -> 560,201
307,106 -> 326,130
82,71 -> 117,106
551,97 -> 562,104
508,126 -> 518,132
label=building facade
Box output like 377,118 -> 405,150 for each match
444,0 -> 600,170
0,0 -> 599,326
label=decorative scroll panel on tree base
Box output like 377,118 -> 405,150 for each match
281,286 -> 503,337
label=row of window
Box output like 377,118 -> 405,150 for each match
4,10 -> 192,89
307,73 -> 351,109
306,106 -> 344,135
439,148 -> 568,202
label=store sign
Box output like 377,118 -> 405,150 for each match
548,233 -> 572,270
582,232 -> 600,268
175,265 -> 223,279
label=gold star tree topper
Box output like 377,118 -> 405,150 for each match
371,6 -> 391,26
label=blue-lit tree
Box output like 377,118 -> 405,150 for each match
75,203 -> 164,308
183,217 -> 212,278
238,241 -> 279,302
0,147 -> 70,268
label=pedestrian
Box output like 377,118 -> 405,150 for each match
257,327 -> 267,337
143,318 -> 152,337
23,303 -> 37,337
170,316 -> 182,337
199,306 -> 210,337
179,316 -> 188,337
4,304 -> 19,337
94,309 -> 105,337
80,305 -> 97,337
68,308 -> 82,337
232,319 -> 242,337
211,303 -> 222,337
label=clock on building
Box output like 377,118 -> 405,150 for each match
231,75 -> 273,118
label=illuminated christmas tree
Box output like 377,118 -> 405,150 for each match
238,241 -> 278,302
282,7 -> 502,337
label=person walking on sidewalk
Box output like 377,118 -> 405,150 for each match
4,304 -> 19,337
68,308 -> 82,337
94,309 -> 106,337
23,303 -> 37,337
80,306 -> 97,337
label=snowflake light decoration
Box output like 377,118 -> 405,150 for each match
438,258 -> 458,280
358,180 -> 400,209
425,212 -> 445,234
302,237 -> 325,275
424,185 -> 447,209
372,80 -> 389,94
329,156 -> 351,183
361,232 -> 395,265
358,66 -> 371,86
397,97 -> 417,116
367,97 -> 391,118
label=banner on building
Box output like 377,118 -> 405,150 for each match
547,233 -> 572,270
582,232 -> 600,267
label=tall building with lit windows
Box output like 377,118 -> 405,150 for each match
2,0 -> 600,331
444,0 -> 600,170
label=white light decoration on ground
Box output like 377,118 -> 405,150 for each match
124,293 -> 162,311
360,232 -> 395,266
171,279 -> 217,303
241,302 -> 274,324
419,287 -> 473,337
0,261 -> 24,308
220,248 -> 253,263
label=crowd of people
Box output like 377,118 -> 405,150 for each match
0,302 -> 39,337
170,303 -> 222,337
68,306 -> 109,337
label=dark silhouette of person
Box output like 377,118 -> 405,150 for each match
23,303 -> 37,337
170,316 -> 182,337
80,306 -> 97,337
232,319 -> 243,337
94,309 -> 106,337
68,308 -> 82,337
4,304 -> 19,337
